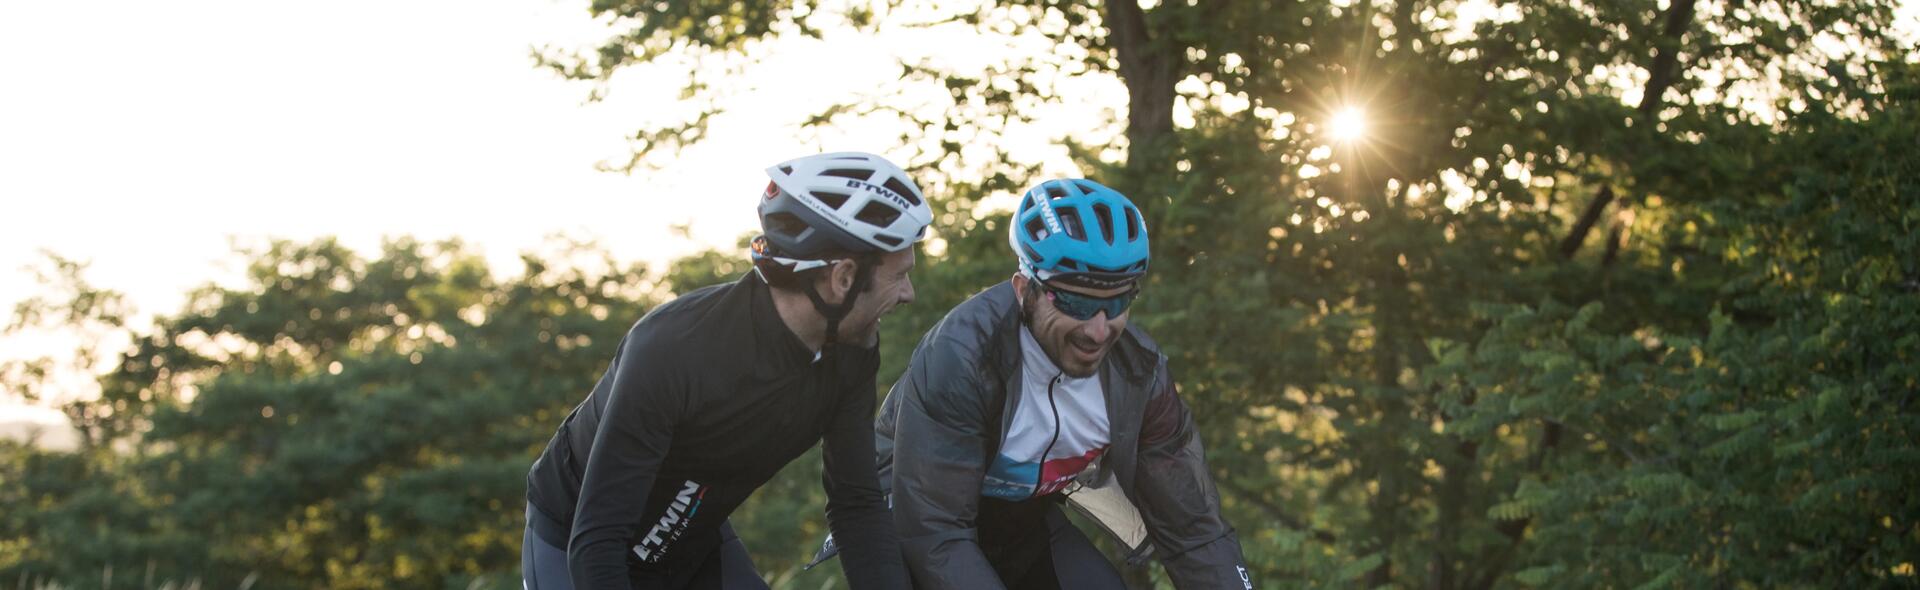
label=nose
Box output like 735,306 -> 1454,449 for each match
1078,311 -> 1111,342
899,277 -> 915,305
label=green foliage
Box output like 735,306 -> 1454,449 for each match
4,237 -> 658,589
6,0 -> 1918,588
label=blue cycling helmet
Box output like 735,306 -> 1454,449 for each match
1009,178 -> 1149,289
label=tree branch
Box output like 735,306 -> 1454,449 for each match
1559,185 -> 1615,258
1561,0 -> 1695,260
1639,0 -> 1700,118
1601,216 -> 1627,269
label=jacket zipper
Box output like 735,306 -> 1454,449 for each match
1034,372 -> 1063,500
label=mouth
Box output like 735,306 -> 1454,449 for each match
1068,338 -> 1104,362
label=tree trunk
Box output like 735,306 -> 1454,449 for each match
1104,0 -> 1181,180
1431,439 -> 1480,590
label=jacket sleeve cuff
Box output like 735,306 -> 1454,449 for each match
1160,531 -> 1253,589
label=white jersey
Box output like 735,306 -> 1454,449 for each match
981,327 -> 1111,501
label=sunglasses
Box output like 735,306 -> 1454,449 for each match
1038,280 -> 1139,321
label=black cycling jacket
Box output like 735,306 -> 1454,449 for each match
524,273 -> 906,589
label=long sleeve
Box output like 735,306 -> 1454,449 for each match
1133,365 -> 1251,589
567,337 -> 686,590
889,334 -> 1007,590
820,353 -> 910,589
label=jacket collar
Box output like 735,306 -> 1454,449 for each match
747,272 -> 822,379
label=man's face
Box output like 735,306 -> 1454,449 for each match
834,248 -> 917,347
1013,272 -> 1131,378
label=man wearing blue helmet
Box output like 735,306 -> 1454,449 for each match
811,179 -> 1250,588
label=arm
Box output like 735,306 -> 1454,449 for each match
889,336 -> 1007,590
567,337 -> 685,590
1134,364 -> 1252,589
820,350 -> 911,589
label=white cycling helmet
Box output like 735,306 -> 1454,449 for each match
757,152 -> 933,261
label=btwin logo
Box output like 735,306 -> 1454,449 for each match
843,179 -> 911,209
1037,200 -> 1064,237
632,480 -> 705,563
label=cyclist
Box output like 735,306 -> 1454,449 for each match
522,152 -> 931,590
814,178 -> 1251,589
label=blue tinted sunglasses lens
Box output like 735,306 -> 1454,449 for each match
1046,286 -> 1137,320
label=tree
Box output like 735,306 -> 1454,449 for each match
544,0 -> 1917,586
4,237 -> 659,589
6,0 -> 1912,587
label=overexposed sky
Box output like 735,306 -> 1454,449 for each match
3,0 -> 866,319
0,0 -> 1114,430
4,0 -> 1911,437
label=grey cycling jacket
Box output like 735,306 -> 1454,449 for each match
879,281 -> 1251,589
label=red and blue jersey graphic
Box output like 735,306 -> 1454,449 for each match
983,328 -> 1113,501
984,445 -> 1109,500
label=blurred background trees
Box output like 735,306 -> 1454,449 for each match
4,0 -> 1916,588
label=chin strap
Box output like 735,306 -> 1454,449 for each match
801,257 -> 878,353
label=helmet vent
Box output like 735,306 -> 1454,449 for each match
855,201 -> 902,227
778,165 -> 794,175
872,234 -> 904,247
810,190 -> 852,210
766,212 -> 809,238
1057,208 -> 1085,240
821,168 -> 871,181
1025,216 -> 1049,241
1124,206 -> 1141,241
1046,185 -> 1069,200
1092,203 -> 1115,245
883,176 -> 923,206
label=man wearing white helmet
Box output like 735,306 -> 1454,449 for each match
521,152 -> 932,589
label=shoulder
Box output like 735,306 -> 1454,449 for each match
1111,322 -> 1167,382
891,282 -> 1018,421
620,279 -> 751,371
914,281 -> 1018,377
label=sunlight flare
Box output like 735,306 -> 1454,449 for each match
1330,107 -> 1368,142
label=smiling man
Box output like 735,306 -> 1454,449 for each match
522,152 -> 929,590
833,179 -> 1250,588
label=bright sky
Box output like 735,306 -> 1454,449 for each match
2,1 -> 1911,444
0,0 -> 1114,439
0,0 -> 889,315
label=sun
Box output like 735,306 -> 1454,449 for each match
1329,107 -> 1368,142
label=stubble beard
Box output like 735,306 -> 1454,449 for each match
1022,292 -> 1102,378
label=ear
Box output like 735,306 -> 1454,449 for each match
826,259 -> 859,301
1010,271 -> 1029,305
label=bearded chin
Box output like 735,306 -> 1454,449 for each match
1062,361 -> 1098,379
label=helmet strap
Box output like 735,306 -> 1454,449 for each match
801,255 -> 878,352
